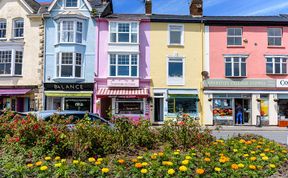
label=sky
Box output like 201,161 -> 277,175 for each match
36,0 -> 288,16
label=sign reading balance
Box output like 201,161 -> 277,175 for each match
107,78 -> 139,87
44,83 -> 94,91
277,79 -> 288,88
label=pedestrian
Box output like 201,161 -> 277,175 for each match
236,103 -> 243,125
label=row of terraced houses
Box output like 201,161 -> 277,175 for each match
1,0 -> 288,127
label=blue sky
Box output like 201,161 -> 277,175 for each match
37,0 -> 288,16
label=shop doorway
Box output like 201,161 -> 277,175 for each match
154,98 -> 164,122
101,98 -> 112,119
234,99 -> 251,125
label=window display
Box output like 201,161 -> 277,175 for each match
278,99 -> 288,119
168,97 -> 197,114
115,99 -> 144,114
213,99 -> 233,120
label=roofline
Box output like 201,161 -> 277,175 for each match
150,18 -> 203,23
204,20 -> 288,26
19,0 -> 35,14
48,0 -> 92,12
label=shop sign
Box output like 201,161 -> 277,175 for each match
276,79 -> 288,88
107,78 -> 139,87
44,83 -> 94,91
204,79 -> 275,88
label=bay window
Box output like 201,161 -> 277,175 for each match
168,24 -> 184,45
13,18 -> 24,38
109,54 -> 139,77
58,20 -> 83,43
56,52 -> 82,78
266,57 -> 287,74
225,56 -> 247,77
0,19 -> 6,39
109,22 -> 138,43
167,57 -> 184,85
0,50 -> 23,76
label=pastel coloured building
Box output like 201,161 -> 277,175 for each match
43,0 -> 112,111
0,0 -> 45,111
203,16 -> 288,126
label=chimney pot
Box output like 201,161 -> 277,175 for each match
190,0 -> 203,17
145,0 -> 152,15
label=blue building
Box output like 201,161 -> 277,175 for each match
43,0 -> 112,111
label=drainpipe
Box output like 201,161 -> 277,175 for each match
94,14 -> 101,114
41,13 -> 46,111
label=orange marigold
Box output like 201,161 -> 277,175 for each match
196,168 -> 205,175
231,164 -> 239,170
135,163 -> 142,169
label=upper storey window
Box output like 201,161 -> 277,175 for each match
268,28 -> 282,46
227,28 -> 242,46
109,22 -> 139,43
58,20 -> 83,43
0,50 -> 23,76
168,24 -> 184,45
0,19 -> 6,39
65,0 -> 78,7
13,18 -> 24,38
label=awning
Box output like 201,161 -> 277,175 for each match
97,88 -> 149,97
45,91 -> 93,97
0,89 -> 31,96
168,89 -> 198,95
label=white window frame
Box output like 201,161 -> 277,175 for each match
108,53 -> 139,78
224,56 -> 247,77
0,49 -> 23,76
266,56 -> 287,75
57,19 -> 83,44
0,19 -> 6,39
109,21 -> 139,44
168,24 -> 184,45
268,28 -> 282,46
167,57 -> 185,85
64,0 -> 79,8
13,18 -> 24,39
56,52 -> 83,78
227,28 -> 242,46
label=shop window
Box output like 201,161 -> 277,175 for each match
109,54 -> 138,77
167,57 -> 184,85
115,99 -> 144,115
266,57 -> 287,74
58,20 -> 83,43
56,52 -> 82,78
13,18 -> 24,38
213,99 -> 233,120
268,28 -> 282,46
65,98 -> 91,111
109,22 -> 138,43
0,50 -> 23,76
227,28 -> 242,46
168,97 -> 197,114
0,19 -> 6,39
225,56 -> 246,77
278,99 -> 288,119
168,24 -> 184,45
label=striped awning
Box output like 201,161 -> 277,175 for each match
97,88 -> 149,97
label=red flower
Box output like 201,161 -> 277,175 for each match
14,137 -> 20,142
33,124 -> 39,130
177,121 -> 185,126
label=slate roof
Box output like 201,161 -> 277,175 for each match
87,0 -> 113,17
150,14 -> 203,23
105,14 -> 149,20
23,0 -> 41,14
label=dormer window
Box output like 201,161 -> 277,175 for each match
65,0 -> 78,7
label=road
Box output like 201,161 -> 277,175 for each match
212,130 -> 288,145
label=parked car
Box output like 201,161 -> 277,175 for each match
24,110 -> 114,128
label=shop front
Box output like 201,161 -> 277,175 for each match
44,83 -> 94,112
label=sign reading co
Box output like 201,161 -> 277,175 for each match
276,79 -> 288,88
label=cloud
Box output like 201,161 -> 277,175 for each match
245,2 -> 288,15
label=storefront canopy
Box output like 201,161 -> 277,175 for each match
0,89 -> 31,96
168,89 -> 198,95
97,88 -> 149,97
45,91 -> 93,97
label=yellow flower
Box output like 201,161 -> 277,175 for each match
135,163 -> 143,168
191,153 -> 196,156
260,153 -> 266,157
40,166 -> 48,171
35,161 -> 42,166
256,145 -> 262,148
238,163 -> 244,168
179,166 -> 188,172
131,159 -> 138,163
239,139 -> 246,143
243,154 -> 249,157
141,169 -> 148,174
249,165 -> 256,170
101,168 -> 109,173
141,162 -> 148,166
216,139 -> 224,143
118,159 -> 125,164
44,156 -> 51,161
262,156 -> 269,161
269,164 -> 276,168
205,152 -> 211,157
233,149 -> 238,152
73,160 -> 79,164
250,157 -> 257,161
27,163 -> 33,168
54,156 -> 61,161
196,168 -> 205,175
204,157 -> 211,162
158,152 -> 164,157
181,160 -> 189,165
185,156 -> 192,160
80,162 -> 86,166
282,150 -> 287,153
61,159 -> 66,163
97,158 -> 103,162
167,169 -> 175,175
250,151 -> 256,154
88,157 -> 96,162
95,161 -> 102,165
54,163 -> 62,168
173,151 -> 180,155
214,167 -> 221,172
151,155 -> 157,159
231,164 -> 239,170
251,139 -> 257,143
137,156 -> 143,159
264,149 -> 270,152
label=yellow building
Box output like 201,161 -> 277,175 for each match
150,15 -> 204,124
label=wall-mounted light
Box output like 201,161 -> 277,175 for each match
208,98 -> 213,102
256,98 -> 262,102
243,39 -> 248,43
273,99 -> 279,102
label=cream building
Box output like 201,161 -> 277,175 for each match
0,0 -> 45,111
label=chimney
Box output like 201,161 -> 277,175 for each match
145,0 -> 152,15
190,0 -> 203,17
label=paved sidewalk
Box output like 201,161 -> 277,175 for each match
208,126 -> 288,131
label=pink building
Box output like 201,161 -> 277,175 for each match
94,14 -> 150,120
203,16 -> 288,126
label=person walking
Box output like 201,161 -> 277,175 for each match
236,103 -> 243,125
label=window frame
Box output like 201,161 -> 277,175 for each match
167,57 -> 185,85
0,49 -> 23,76
65,0 -> 79,8
0,19 -> 7,39
13,18 -> 24,39
168,24 -> 184,45
56,52 -> 83,78
227,27 -> 242,46
108,53 -> 139,78
267,28 -> 282,46
266,56 -> 287,75
115,99 -> 144,115
109,21 -> 139,44
57,19 -> 83,44
224,56 -> 247,77
167,96 -> 198,115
